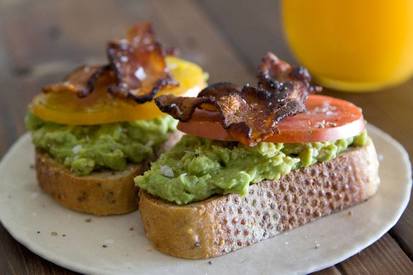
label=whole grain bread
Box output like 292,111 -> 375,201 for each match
35,131 -> 182,216
139,141 -> 380,259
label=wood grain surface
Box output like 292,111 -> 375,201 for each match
0,0 -> 411,274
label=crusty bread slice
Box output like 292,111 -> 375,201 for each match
36,151 -> 145,216
35,131 -> 182,216
139,141 -> 380,259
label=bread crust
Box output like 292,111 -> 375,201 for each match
36,151 -> 144,215
35,131 -> 183,216
139,141 -> 380,259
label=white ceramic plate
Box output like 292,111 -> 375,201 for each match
0,124 -> 411,275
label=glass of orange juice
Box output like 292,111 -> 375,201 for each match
281,0 -> 413,92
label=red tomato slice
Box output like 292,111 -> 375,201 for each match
177,95 -> 365,143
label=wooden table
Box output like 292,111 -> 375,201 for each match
0,0 -> 412,274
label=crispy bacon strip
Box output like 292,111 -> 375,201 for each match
156,53 -> 321,145
42,23 -> 177,103
42,65 -> 111,97
107,22 -> 177,103
258,52 -> 321,107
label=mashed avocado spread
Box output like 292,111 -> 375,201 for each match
26,113 -> 177,175
135,132 -> 368,204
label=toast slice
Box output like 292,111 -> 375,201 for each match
35,131 -> 182,216
139,141 -> 380,259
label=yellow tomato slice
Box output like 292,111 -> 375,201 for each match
30,56 -> 207,125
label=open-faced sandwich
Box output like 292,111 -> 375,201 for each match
135,52 -> 380,259
25,23 -> 207,216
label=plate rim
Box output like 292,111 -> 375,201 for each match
0,124 -> 411,275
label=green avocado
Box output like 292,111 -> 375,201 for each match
135,132 -> 369,205
25,113 -> 177,175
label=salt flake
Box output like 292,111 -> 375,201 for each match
160,165 -> 174,178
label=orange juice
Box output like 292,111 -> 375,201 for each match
282,0 -> 413,91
